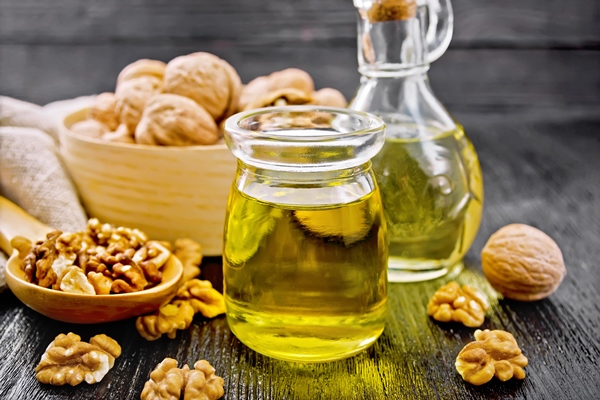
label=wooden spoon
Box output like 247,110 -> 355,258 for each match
0,196 -> 183,324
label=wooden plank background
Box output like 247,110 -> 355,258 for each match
0,0 -> 598,112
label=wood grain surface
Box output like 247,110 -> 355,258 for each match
1,109 -> 599,400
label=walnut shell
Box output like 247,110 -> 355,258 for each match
164,52 -> 241,122
89,92 -> 119,130
135,94 -> 219,146
239,68 -> 314,111
243,88 -> 313,111
115,76 -> 163,133
117,59 -> 167,87
311,88 -> 348,108
70,119 -> 109,139
481,224 -> 566,301
102,124 -> 135,144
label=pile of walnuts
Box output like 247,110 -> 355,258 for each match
11,218 -> 174,295
70,53 -> 347,147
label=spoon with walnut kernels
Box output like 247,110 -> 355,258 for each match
0,195 -> 183,324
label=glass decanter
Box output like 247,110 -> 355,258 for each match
350,0 -> 484,282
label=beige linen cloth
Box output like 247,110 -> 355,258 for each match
0,95 -> 96,291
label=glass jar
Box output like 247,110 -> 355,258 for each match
350,0 -> 484,282
223,106 -> 387,363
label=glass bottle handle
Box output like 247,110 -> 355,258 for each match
422,0 -> 454,63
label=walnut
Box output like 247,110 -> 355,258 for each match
135,280 -> 224,341
10,236 -> 33,259
35,332 -> 121,386
135,94 -> 219,146
140,358 -> 186,400
102,124 -> 135,144
366,0 -> 417,23
87,271 -> 113,295
427,281 -> 489,328
243,88 -> 313,111
164,52 -> 241,122
176,279 -> 226,319
27,230 -> 62,287
141,358 -> 224,400
183,360 -> 225,400
135,300 -> 196,341
117,59 -> 167,87
455,329 -> 528,386
174,238 -> 203,282
70,119 -> 109,139
89,92 -> 119,131
59,266 -> 96,295
310,88 -> 348,108
481,224 -> 567,301
110,253 -> 148,293
115,75 -> 163,133
239,68 -> 314,111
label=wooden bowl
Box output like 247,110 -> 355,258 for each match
61,108 -> 237,256
0,195 -> 183,324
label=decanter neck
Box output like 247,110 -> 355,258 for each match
355,0 -> 430,78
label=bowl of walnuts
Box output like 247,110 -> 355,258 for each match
61,52 -> 348,255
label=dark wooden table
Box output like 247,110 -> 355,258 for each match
1,109 -> 599,399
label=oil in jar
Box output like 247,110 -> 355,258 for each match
223,186 -> 388,363
372,123 -> 483,282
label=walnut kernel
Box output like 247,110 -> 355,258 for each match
35,333 -> 121,386
427,281 -> 489,328
455,329 -> 528,386
141,358 -> 224,400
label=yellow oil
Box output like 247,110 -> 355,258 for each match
223,187 -> 388,363
372,125 -> 483,281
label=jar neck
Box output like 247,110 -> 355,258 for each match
235,160 -> 378,207
356,3 -> 430,78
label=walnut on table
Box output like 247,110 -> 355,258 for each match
455,329 -> 528,386
141,358 -> 224,400
176,279 -> 226,319
427,281 -> 489,328
136,279 -> 225,341
174,238 -> 203,282
35,332 -> 121,386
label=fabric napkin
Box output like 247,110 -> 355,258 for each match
0,95 -> 96,291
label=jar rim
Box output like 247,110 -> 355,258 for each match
224,105 -> 385,142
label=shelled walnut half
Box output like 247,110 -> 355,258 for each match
455,329 -> 528,386
135,279 -> 225,341
141,358 -> 224,400
427,281 -> 489,328
35,333 -> 121,386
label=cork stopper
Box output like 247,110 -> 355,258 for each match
366,0 -> 417,22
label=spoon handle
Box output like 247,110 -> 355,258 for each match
0,196 -> 53,254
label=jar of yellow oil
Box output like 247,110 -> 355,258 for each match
222,107 -> 387,362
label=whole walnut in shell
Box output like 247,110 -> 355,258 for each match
311,88 -> 348,108
102,124 -> 135,144
117,59 -> 167,86
89,92 -> 119,130
164,52 -> 242,122
239,68 -> 315,111
481,224 -> 566,301
135,94 -> 219,146
115,76 -> 163,133
70,119 -> 108,139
